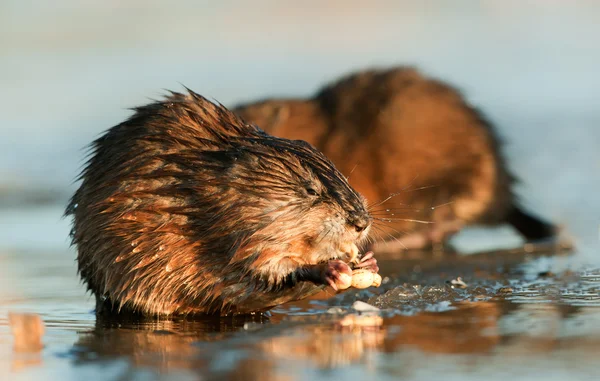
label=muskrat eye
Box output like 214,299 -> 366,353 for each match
306,187 -> 319,197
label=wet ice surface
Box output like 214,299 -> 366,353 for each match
2,243 -> 599,381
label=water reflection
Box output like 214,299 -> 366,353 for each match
71,311 -> 384,379
67,295 -> 600,381
60,247 -> 599,381
72,314 -> 268,370
7,313 -> 45,372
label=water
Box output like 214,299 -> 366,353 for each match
1,247 -> 598,380
1,1 -> 599,380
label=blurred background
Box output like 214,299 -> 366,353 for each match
1,0 -> 598,261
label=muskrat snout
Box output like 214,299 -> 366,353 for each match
348,213 -> 371,233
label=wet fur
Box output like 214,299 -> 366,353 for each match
66,90 -> 371,316
234,67 -> 555,248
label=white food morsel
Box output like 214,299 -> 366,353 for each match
351,269 -> 375,289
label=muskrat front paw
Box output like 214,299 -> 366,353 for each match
354,251 -> 379,273
323,260 -> 353,291
350,252 -> 381,289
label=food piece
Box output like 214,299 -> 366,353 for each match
351,269 -> 375,289
336,272 -> 353,290
371,273 -> 382,287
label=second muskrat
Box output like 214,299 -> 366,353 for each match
66,90 -> 378,316
234,67 -> 557,252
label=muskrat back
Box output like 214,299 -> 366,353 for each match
234,67 -> 556,251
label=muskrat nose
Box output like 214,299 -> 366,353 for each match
350,214 -> 371,233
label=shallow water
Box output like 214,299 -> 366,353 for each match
1,245 -> 599,381
1,1 -> 599,380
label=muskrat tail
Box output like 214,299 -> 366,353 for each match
506,206 -> 557,241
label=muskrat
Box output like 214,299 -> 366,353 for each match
234,67 -> 557,252
66,90 -> 379,316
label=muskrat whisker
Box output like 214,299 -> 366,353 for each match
429,201 -> 455,210
369,203 -> 414,209
368,208 -> 423,215
400,184 -> 441,192
372,217 -> 433,224
370,225 -> 407,250
367,191 -> 405,209
369,200 -> 455,217
369,227 -> 389,247
366,176 -> 449,211
367,175 -> 425,209
368,205 -> 418,212
346,163 -> 359,182
371,220 -> 422,239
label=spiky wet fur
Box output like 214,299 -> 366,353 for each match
66,90 -> 371,316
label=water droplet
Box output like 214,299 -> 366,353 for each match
158,245 -> 165,251
165,264 -> 172,272
131,241 -> 138,247
132,247 -> 140,254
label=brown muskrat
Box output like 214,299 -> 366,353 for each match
234,67 -> 557,252
66,90 -> 379,316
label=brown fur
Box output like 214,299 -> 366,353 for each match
234,67 -> 556,250
66,90 -> 372,316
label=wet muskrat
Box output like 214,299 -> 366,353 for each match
66,90 -> 378,316
234,67 -> 557,252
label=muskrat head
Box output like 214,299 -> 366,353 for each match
238,136 -> 373,268
217,128 -> 373,287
